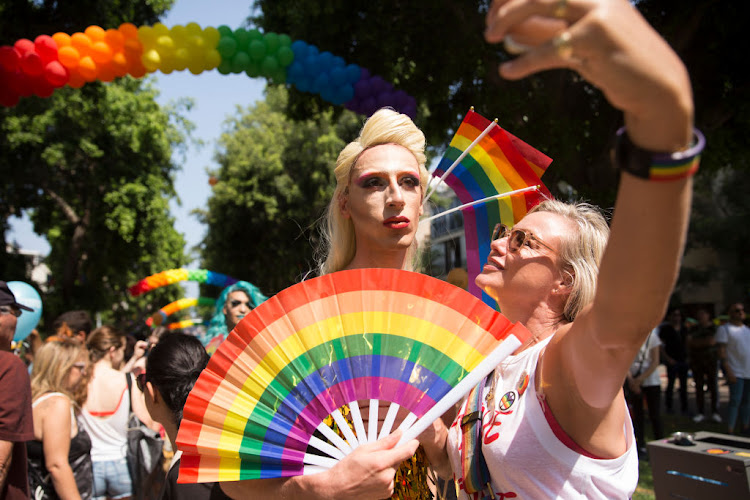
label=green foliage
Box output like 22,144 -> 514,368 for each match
198,86 -> 361,294
0,78 -> 189,331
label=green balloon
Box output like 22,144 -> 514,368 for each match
264,32 -> 280,53
217,59 -> 232,75
217,25 -> 233,37
245,60 -> 261,78
261,55 -> 279,77
277,46 -> 294,67
248,39 -> 267,62
278,34 -> 292,47
232,51 -> 251,73
271,68 -> 287,84
247,29 -> 262,43
234,28 -> 250,51
217,37 -> 237,58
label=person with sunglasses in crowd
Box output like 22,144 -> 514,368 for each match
140,332 -> 230,500
201,282 -> 267,351
0,281 -> 35,500
28,339 -> 93,499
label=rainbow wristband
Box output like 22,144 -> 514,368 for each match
614,127 -> 705,181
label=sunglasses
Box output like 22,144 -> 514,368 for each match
228,299 -> 251,309
136,372 -> 148,392
491,224 -> 556,254
0,305 -> 22,317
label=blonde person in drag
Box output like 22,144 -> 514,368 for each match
410,0 -> 701,498
221,109 -> 445,498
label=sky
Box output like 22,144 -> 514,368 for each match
7,0 -> 265,293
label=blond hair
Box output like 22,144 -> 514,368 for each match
319,108 -> 428,275
30,339 -> 87,405
529,200 -> 610,322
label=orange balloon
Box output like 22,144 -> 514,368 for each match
90,41 -> 112,64
105,29 -> 125,51
52,32 -> 72,48
127,60 -> 147,78
66,69 -> 86,88
70,33 -> 92,57
119,23 -> 138,39
97,62 -> 115,82
111,52 -> 128,76
85,25 -> 106,42
124,37 -> 143,57
57,46 -> 80,68
77,56 -> 97,81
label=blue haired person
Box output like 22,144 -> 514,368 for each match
201,281 -> 267,350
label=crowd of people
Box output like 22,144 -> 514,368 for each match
1,0 -> 738,498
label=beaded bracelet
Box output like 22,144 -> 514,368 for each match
614,127 -> 705,181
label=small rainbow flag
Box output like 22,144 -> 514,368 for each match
432,108 -> 552,306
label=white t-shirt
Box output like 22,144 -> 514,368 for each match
716,323 -> 750,378
630,329 -> 662,387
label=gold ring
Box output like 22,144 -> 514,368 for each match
553,0 -> 568,18
552,30 -> 573,59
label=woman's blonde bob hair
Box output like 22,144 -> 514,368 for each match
529,199 -> 610,322
318,108 -> 428,275
30,339 -> 87,404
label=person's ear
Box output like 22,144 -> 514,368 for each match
339,188 -> 350,219
552,271 -> 574,296
146,381 -> 159,404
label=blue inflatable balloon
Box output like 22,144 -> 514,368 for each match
7,281 -> 42,341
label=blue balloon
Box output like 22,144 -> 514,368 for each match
7,281 -> 42,342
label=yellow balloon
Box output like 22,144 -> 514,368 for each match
189,35 -> 205,50
202,27 -> 220,48
137,26 -> 157,47
174,48 -> 190,71
204,49 -> 221,70
187,52 -> 205,75
152,23 -> 169,38
185,22 -> 202,37
170,25 -> 188,45
156,35 -> 175,55
141,49 -> 161,72
159,53 -> 176,74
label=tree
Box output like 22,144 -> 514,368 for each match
1,78 -> 191,328
197,86 -> 361,294
0,0 -> 188,330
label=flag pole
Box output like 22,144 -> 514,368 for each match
420,185 -> 540,224
422,118 -> 498,205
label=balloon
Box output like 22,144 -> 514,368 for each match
7,281 -> 42,342
203,27 -> 220,47
0,46 -> 20,72
14,39 -> 34,55
90,41 -> 112,64
85,25 -> 106,42
217,36 -> 237,58
44,61 -> 68,86
70,33 -> 92,56
248,39 -> 266,62
231,51 -> 250,73
260,55 -> 278,76
119,23 -> 139,39
264,32 -> 280,53
277,46 -> 294,67
52,32 -> 72,48
58,46 -> 80,68
21,52 -> 44,76
34,35 -> 58,63
204,49 -> 221,70
105,29 -> 125,51
278,34 -> 292,47
234,28 -> 250,50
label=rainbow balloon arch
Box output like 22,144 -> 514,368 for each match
0,22 -> 417,117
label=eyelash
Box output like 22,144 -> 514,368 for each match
360,176 -> 419,188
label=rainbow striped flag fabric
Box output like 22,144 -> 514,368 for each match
432,108 -> 553,307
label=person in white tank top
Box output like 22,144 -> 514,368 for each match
82,326 -> 154,500
414,2 -> 697,495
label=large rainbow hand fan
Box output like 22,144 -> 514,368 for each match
176,268 -> 530,483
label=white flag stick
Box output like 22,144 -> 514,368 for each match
420,185 -> 540,225
423,119 -> 498,205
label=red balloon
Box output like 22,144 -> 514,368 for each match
31,75 -> 54,97
0,86 -> 20,107
8,70 -> 33,97
44,61 -> 69,87
34,35 -> 58,64
14,39 -> 34,55
0,46 -> 20,72
21,51 -> 44,76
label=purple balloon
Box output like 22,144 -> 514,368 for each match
393,90 -> 409,109
369,76 -> 387,95
359,67 -> 371,80
377,91 -> 395,109
354,79 -> 372,99
361,96 -> 377,115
